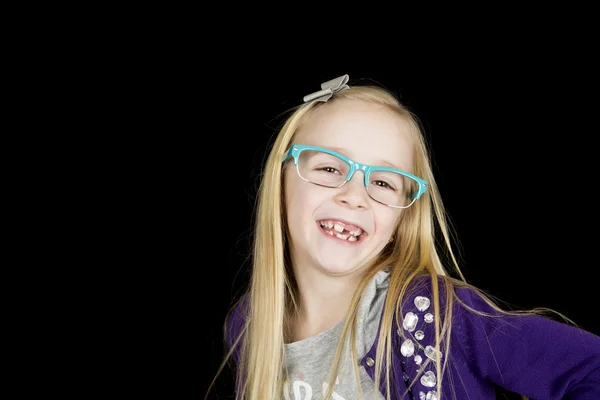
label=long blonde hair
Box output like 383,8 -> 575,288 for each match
207,83 -> 561,400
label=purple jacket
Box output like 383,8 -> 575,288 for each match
227,277 -> 600,399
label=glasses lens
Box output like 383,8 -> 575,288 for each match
367,171 -> 419,207
297,150 -> 349,187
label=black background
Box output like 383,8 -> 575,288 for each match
118,27 -> 599,399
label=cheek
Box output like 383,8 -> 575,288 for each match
376,208 -> 402,235
286,182 -> 318,216
284,171 -> 300,211
283,167 -> 298,208
285,172 -> 310,220
285,179 -> 330,230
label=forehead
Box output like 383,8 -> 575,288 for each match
294,99 -> 414,170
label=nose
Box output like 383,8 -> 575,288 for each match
334,170 -> 369,209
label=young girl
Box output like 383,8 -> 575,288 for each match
208,74 -> 600,399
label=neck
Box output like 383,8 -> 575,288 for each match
287,264 -> 364,343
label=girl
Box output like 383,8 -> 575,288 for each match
208,74 -> 600,399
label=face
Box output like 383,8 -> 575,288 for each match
284,99 -> 415,277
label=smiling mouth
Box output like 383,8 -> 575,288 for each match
318,220 -> 365,242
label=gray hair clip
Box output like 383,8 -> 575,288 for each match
303,74 -> 350,103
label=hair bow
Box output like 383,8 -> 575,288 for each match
303,74 -> 350,103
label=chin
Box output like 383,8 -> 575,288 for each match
316,259 -> 365,276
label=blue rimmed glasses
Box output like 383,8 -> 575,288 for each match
282,144 -> 428,209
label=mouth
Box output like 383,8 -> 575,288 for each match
317,219 -> 367,242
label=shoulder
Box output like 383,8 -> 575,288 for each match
395,274 -> 518,348
398,274 -> 498,317
390,275 -> 461,355
391,274 -> 504,370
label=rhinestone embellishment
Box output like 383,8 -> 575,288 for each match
420,371 -> 437,387
400,295 -> 441,395
419,392 -> 437,400
401,338 -> 415,357
403,312 -> 418,332
425,345 -> 443,361
414,296 -> 431,311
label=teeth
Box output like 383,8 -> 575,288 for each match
319,220 -> 364,241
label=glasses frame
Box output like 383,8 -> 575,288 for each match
282,144 -> 428,209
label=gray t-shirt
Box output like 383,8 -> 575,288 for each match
283,270 -> 390,400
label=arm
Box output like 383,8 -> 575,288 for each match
453,287 -> 600,399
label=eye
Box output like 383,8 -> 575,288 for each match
318,166 -> 342,175
372,179 -> 397,190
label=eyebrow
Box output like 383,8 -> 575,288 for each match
328,146 -> 402,170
